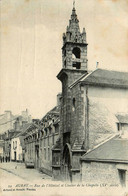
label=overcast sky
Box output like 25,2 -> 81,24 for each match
0,0 -> 128,118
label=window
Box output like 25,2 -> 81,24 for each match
72,47 -> 81,69
72,98 -> 76,111
64,60 -> 66,68
48,148 -> 50,161
48,136 -> 49,146
38,130 -> 40,139
72,47 -> 80,58
117,123 -> 120,131
15,141 -> 17,149
44,148 -> 46,160
55,124 -> 59,133
44,138 -> 46,147
49,127 -> 52,135
118,169 -> 126,187
52,134 -> 54,145
64,50 -> 66,57
45,128 -> 47,136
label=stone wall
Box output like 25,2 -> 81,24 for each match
39,133 -> 59,176
62,43 -> 88,70
87,86 -> 128,149
81,161 -> 128,187
70,84 -> 85,147
25,141 -> 35,164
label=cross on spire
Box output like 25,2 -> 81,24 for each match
73,0 -> 75,9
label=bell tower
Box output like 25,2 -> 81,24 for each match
53,3 -> 88,182
57,3 -> 88,135
62,4 -> 88,74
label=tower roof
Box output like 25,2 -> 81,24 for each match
69,7 -> 80,34
63,4 -> 87,45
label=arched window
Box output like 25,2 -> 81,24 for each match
72,47 -> 81,59
72,98 -> 76,112
72,47 -> 81,69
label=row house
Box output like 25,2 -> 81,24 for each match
39,106 -> 60,176
0,109 -> 31,161
24,96 -> 61,176
11,123 -> 35,162
0,139 -> 4,161
24,122 -> 40,167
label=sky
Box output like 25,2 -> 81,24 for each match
0,0 -> 128,118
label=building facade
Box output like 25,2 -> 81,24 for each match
81,135 -> 128,187
11,123 -> 32,162
52,4 -> 128,183
0,111 -> 14,134
0,109 -> 31,161
0,139 -> 4,162
24,96 -> 60,176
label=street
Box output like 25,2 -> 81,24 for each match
0,162 -> 55,196
0,161 -> 52,182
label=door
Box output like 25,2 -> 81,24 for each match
35,145 -> 39,169
63,144 -> 72,182
14,151 -> 16,161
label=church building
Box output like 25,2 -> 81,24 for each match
52,3 -> 128,184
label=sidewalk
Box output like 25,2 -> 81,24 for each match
0,161 -> 52,182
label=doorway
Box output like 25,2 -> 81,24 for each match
63,143 -> 72,182
14,151 -> 16,161
35,145 -> 39,169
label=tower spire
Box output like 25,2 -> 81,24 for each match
63,2 -> 87,45
61,2 -> 88,71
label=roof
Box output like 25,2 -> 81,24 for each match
81,137 -> 128,163
88,97 -> 117,149
12,123 -> 39,138
70,68 -> 128,89
41,106 -> 59,121
116,114 -> 128,124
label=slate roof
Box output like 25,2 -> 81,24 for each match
41,106 -> 59,121
116,114 -> 128,124
81,137 -> 128,163
70,69 -> 128,88
13,123 -> 39,138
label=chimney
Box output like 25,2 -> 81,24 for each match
21,109 -> 29,121
96,62 -> 99,69
5,111 -> 12,120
